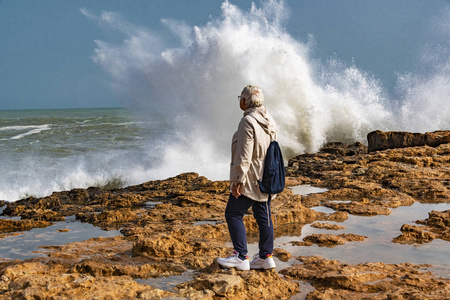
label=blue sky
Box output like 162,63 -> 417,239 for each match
0,0 -> 448,110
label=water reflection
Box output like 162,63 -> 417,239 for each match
0,217 -> 121,260
135,271 -> 194,291
289,185 -> 328,196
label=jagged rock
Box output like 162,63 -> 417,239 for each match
311,222 -> 346,230
320,142 -> 368,156
0,219 -> 52,233
281,256 -> 450,299
1,136 -> 450,299
392,224 -> 437,244
273,248 -> 292,262
325,211 -> 349,222
290,241 -> 313,247
287,142 -> 450,202
393,210 -> 450,244
302,233 -> 366,247
0,261 -> 172,299
367,130 -> 450,152
177,265 -> 299,299
132,234 -> 194,258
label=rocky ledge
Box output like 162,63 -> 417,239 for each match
0,131 -> 449,299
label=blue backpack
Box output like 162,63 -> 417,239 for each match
258,140 -> 285,196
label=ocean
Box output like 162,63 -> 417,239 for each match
0,108 -> 144,201
0,107 -> 231,202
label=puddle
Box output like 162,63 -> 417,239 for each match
0,216 -> 21,220
0,205 -> 20,220
289,280 -> 316,300
143,201 -> 163,209
289,185 -> 328,196
0,218 -> 122,260
193,220 -> 218,226
327,200 -> 352,203
245,201 -> 450,278
310,206 -> 335,214
134,271 -> 194,291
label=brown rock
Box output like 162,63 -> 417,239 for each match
281,256 -> 450,299
1,141 -> 448,300
426,130 -> 450,147
290,241 -> 313,247
393,224 -> 436,244
177,266 -> 299,299
0,219 -> 52,233
181,273 -> 244,296
132,234 -> 194,258
311,222 -> 346,230
326,211 -> 349,222
0,262 -> 172,299
338,233 -> 367,242
303,234 -> 346,246
368,130 -> 426,152
19,208 -> 65,221
273,248 -> 292,262
303,233 -> 366,247
368,130 -> 450,152
393,210 -> 450,244
326,201 -> 392,216
319,142 -> 368,156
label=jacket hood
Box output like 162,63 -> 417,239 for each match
244,107 -> 277,139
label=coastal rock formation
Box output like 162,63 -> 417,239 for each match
301,233 -> 366,247
367,130 -> 450,152
281,256 -> 450,299
311,222 -> 346,230
273,248 -> 292,262
393,209 -> 450,244
177,262 -> 299,299
0,219 -> 52,233
1,134 -> 449,299
287,142 -> 450,204
0,261 -> 172,299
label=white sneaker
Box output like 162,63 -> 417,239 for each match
250,253 -> 276,269
217,250 -> 250,271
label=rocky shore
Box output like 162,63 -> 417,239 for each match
0,130 -> 449,299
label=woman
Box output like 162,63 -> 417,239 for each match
217,85 -> 278,271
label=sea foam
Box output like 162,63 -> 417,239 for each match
83,1 -> 393,158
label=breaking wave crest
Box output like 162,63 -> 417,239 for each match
81,0 -> 449,185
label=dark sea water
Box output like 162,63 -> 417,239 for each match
0,107 -> 235,202
0,108 -> 151,201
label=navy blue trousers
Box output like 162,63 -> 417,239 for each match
225,193 -> 273,259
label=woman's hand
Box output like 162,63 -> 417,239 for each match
232,183 -> 241,199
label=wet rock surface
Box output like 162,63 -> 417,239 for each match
0,136 -> 449,299
368,130 -> 450,152
177,261 -> 299,299
0,218 -> 52,233
393,209 -> 450,244
301,233 -> 367,247
281,256 -> 450,299
310,222 -> 346,230
287,142 -> 450,204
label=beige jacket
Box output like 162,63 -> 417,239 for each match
230,106 -> 277,202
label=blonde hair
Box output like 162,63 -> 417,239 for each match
241,85 -> 264,108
